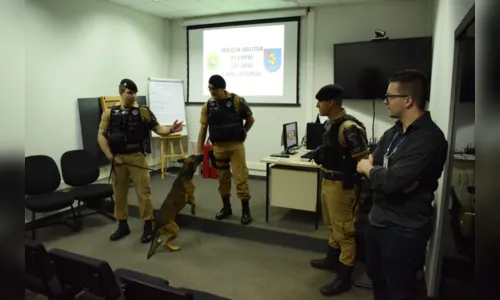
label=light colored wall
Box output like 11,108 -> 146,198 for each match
25,0 -> 169,221
453,101 -> 475,151
168,0 -> 434,175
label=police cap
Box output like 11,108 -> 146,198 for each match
315,84 -> 344,101
208,75 -> 226,89
120,79 -> 138,93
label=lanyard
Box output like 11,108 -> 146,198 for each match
385,132 -> 406,157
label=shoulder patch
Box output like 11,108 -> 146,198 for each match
240,97 -> 248,106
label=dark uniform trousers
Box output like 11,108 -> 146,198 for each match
212,141 -> 250,201
321,178 -> 359,267
111,152 -> 154,221
365,223 -> 431,300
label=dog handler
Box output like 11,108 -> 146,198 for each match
197,75 -> 255,225
98,79 -> 183,243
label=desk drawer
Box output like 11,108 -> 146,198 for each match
269,167 -> 317,212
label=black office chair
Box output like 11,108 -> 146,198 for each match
115,268 -> 169,288
49,248 -> 123,300
25,239 -> 79,300
116,268 -> 230,300
25,155 -> 80,239
119,273 -> 191,300
60,150 -> 115,224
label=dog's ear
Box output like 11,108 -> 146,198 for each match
177,158 -> 185,164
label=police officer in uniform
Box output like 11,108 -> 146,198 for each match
98,79 -> 183,243
310,84 -> 370,296
197,75 -> 255,225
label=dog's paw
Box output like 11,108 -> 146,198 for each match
165,243 -> 181,251
191,205 -> 196,215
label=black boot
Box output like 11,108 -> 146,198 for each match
141,220 -> 153,243
310,247 -> 340,271
109,220 -> 130,241
241,200 -> 252,225
320,263 -> 354,296
215,196 -> 232,220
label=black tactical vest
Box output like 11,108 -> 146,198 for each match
108,105 -> 150,154
322,114 -> 366,176
207,94 -> 246,143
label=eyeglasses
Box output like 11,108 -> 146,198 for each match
384,94 -> 410,102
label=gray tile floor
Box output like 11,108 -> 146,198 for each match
31,173 -> 465,299
142,173 -> 329,239
34,216 -> 373,300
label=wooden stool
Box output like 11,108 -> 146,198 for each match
160,134 -> 184,180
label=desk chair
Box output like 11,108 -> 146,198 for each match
60,150 -> 115,226
25,239 -> 80,300
119,274 -> 191,300
49,248 -> 122,300
25,155 -> 80,239
160,134 -> 185,179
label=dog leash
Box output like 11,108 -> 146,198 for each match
108,158 -> 177,182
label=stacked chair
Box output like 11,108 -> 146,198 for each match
25,239 -> 230,300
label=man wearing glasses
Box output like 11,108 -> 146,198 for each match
197,75 -> 255,225
356,69 -> 448,300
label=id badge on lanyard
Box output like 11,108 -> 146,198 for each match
384,133 -> 405,168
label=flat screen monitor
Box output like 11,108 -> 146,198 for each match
282,122 -> 298,154
334,37 -> 433,99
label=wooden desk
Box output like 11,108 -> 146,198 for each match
261,149 -> 322,229
453,154 -> 475,161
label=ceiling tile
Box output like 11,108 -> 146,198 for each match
132,2 -> 179,14
250,0 -> 299,10
106,0 -> 155,7
158,0 -> 207,11
295,0 -> 340,5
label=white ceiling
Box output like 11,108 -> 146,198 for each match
105,0 -> 425,20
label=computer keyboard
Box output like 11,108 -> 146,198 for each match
300,151 -> 314,159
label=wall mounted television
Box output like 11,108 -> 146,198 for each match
333,37 -> 433,100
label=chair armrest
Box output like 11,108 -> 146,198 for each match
114,268 -> 169,287
177,287 -> 232,300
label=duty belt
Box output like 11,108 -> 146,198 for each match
323,172 -> 344,181
115,144 -> 143,154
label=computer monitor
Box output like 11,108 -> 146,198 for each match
282,122 -> 298,155
306,122 -> 324,150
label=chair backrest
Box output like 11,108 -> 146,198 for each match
60,150 -> 100,186
122,279 -> 193,300
25,239 -> 65,296
49,248 -> 122,300
25,239 -> 56,281
25,155 -> 61,195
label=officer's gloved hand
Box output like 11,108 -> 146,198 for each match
313,145 -> 326,165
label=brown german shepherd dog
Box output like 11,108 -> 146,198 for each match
147,154 -> 203,259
